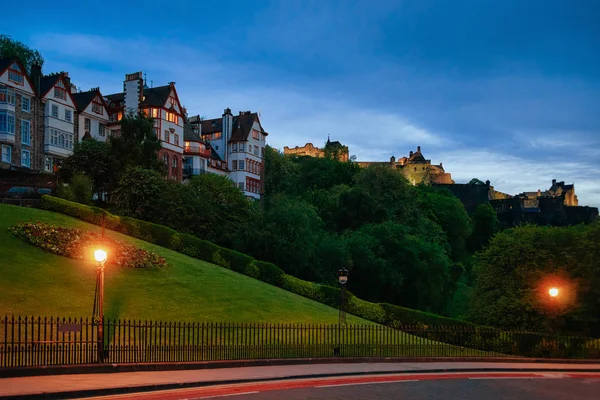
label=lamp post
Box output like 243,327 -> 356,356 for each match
338,268 -> 349,326
93,249 -> 107,363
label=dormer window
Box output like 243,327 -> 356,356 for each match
92,98 -> 103,114
8,63 -> 24,85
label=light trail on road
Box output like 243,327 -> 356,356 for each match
79,371 -> 600,400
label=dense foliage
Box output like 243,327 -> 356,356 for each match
469,222 -> 600,336
0,34 -> 44,72
9,222 -> 166,268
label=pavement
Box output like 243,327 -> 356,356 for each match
2,362 -> 600,399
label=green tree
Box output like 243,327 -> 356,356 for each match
183,173 -> 251,246
263,146 -> 301,197
469,222 -> 600,335
110,112 -> 165,175
60,139 -> 116,199
467,203 -> 500,252
0,35 -> 44,72
113,167 -> 165,218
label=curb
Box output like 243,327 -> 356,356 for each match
3,356 -> 600,378
3,364 -> 600,400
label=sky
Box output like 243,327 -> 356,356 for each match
5,0 -> 600,206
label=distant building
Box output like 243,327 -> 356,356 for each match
0,58 -> 42,172
357,146 -> 454,185
72,88 -> 109,142
284,137 -> 349,162
104,72 -> 186,181
186,109 -> 268,199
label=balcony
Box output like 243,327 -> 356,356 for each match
183,166 -> 208,176
184,142 -> 211,157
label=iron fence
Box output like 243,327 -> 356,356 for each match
1,316 -> 599,368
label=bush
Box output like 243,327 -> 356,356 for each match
39,195 -> 479,328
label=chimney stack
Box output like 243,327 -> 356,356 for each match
390,156 -> 396,164
417,146 -> 421,152
552,179 -> 557,186
409,151 -> 413,157
30,62 -> 42,94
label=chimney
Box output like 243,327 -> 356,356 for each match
409,151 -> 413,157
552,179 -> 556,186
537,189 -> 541,197
124,71 -> 143,113
168,82 -> 176,86
485,180 -> 490,186
61,72 -> 71,89
390,156 -> 396,164
223,108 -> 232,116
30,63 -> 42,94
417,146 -> 421,152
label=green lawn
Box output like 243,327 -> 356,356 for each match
0,204 -> 369,324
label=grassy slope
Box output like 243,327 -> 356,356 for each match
0,204 -> 369,324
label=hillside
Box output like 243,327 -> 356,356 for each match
0,204 -> 369,324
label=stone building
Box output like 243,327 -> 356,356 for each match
284,137 -> 349,162
357,146 -> 454,185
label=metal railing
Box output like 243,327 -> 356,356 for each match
1,316 -> 599,368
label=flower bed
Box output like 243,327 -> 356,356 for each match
9,222 -> 166,269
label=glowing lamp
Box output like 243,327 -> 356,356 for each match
549,287 -> 559,298
338,268 -> 349,285
94,249 -> 107,264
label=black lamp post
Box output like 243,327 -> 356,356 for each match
93,249 -> 107,363
338,268 -> 349,326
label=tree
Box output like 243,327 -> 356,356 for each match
469,222 -> 600,335
110,112 -> 165,175
113,167 -> 165,218
0,35 -> 44,72
467,203 -> 500,252
60,139 -> 116,199
183,173 -> 251,246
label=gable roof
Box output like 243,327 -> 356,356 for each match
140,85 -> 172,108
196,117 -> 223,136
72,89 -> 105,113
39,75 -> 60,98
104,92 -> 124,104
230,112 -> 260,141
0,57 -> 37,95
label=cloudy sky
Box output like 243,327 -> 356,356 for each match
6,0 -> 600,206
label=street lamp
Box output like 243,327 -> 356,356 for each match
338,268 -> 349,326
549,287 -> 559,298
93,248 -> 107,363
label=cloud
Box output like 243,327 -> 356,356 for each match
29,32 -> 599,208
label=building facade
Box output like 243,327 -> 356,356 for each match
188,109 -> 268,199
72,88 -> 109,142
357,146 -> 454,184
104,72 -> 185,180
284,137 -> 349,161
0,58 -> 42,172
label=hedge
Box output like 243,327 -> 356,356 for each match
39,195 -> 474,328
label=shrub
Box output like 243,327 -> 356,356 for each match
38,195 -> 479,328
9,222 -> 166,268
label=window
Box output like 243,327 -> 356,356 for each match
232,143 -> 238,152
254,145 -> 259,155
117,112 -> 123,121
21,120 -> 30,145
8,63 -> 24,85
154,127 -> 160,139
261,147 -> 265,158
172,156 -> 177,168
0,110 -> 15,134
164,130 -> 170,143
21,150 -> 30,168
168,95 -> 176,107
21,97 -> 31,112
166,112 -> 178,124
163,154 -> 168,165
239,143 -> 245,152
65,109 -> 72,123
232,160 -> 237,170
92,100 -> 103,114
48,128 -> 73,150
174,133 -> 179,146
238,160 -> 245,170
1,145 -> 10,163
84,118 -> 91,132
211,132 -> 222,140
238,182 -> 245,191
54,87 -> 67,100
45,156 -> 53,172
99,124 -> 106,137
51,104 -> 59,118
0,87 -> 16,105
252,129 -> 260,140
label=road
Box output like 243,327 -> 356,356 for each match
80,371 -> 600,400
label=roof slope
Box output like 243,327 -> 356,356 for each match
72,90 -> 98,112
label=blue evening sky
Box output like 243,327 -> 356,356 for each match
5,0 -> 600,206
